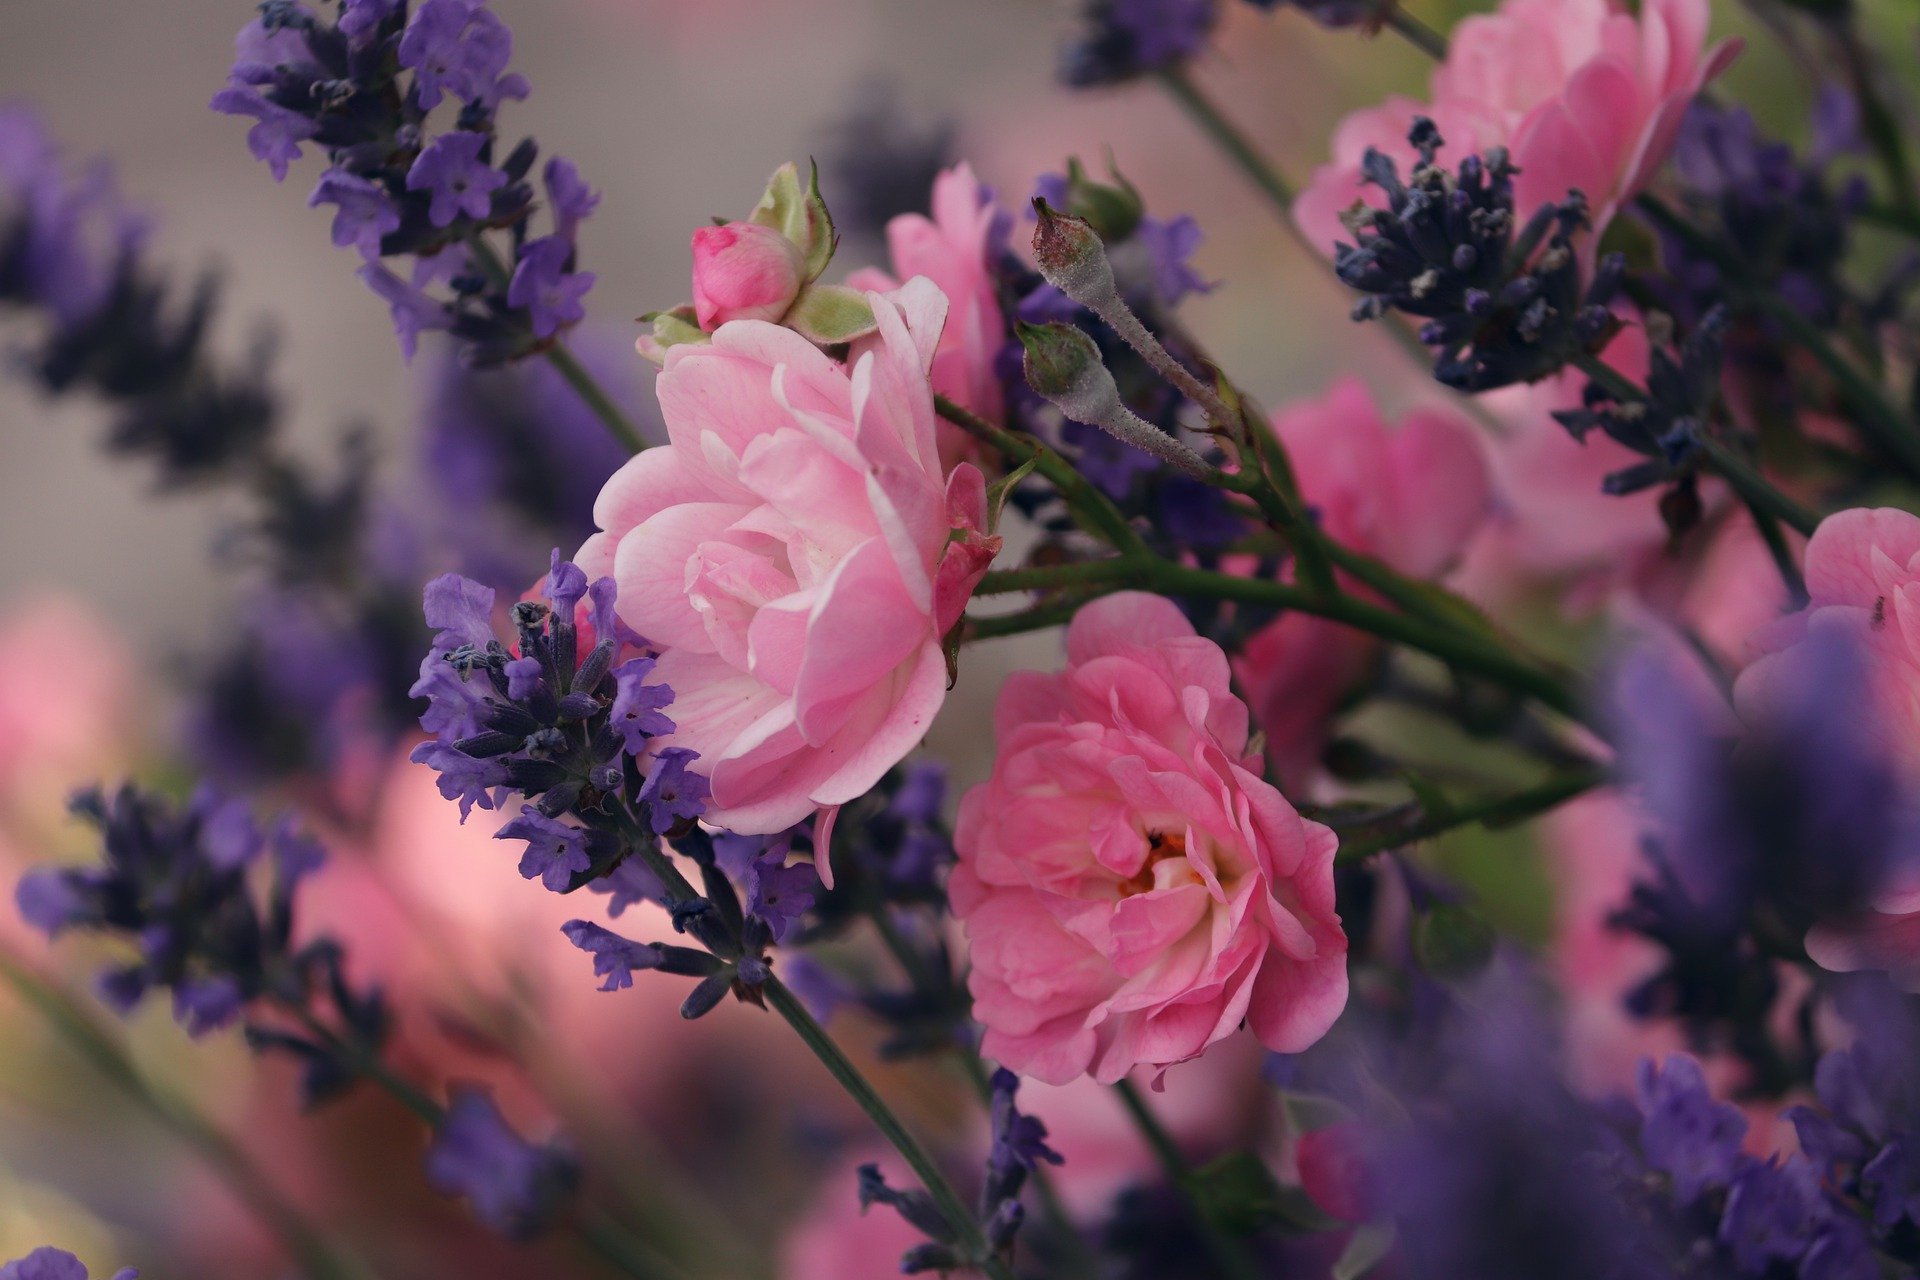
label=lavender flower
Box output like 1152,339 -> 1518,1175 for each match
745,853 -> 819,942
1062,0 -> 1218,86
0,1250 -> 135,1280
409,556 -> 701,894
212,0 -> 597,364
17,785 -> 386,1107
424,1088 -> 578,1240
1336,119 -> 1623,393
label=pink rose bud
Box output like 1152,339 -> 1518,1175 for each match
1295,1123 -> 1371,1223
690,221 -> 805,329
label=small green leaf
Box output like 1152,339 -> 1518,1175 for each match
785,283 -> 878,344
637,307 -> 707,364
1333,1223 -> 1397,1280
985,455 -> 1041,533
1412,903 -> 1496,979
1188,1151 -> 1343,1237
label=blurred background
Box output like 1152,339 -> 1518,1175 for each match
0,0 -> 1843,1275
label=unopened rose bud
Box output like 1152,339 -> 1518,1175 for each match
1019,321 -> 1211,479
690,220 -> 806,329
1031,199 -> 1120,311
1057,156 -> 1145,240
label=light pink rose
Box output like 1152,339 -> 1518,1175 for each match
847,163 -> 1008,466
1734,508 -> 1920,989
691,220 -> 807,329
579,278 -> 999,838
1294,0 -> 1739,254
1234,377 -> 1491,788
951,592 -> 1348,1085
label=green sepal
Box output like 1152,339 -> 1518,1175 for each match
785,283 -> 877,344
750,160 -> 837,285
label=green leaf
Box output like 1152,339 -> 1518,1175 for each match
1187,1151 -> 1343,1237
1412,903 -> 1496,979
785,283 -> 877,344
1333,1223 -> 1397,1280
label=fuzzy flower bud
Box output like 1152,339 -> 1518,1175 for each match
690,221 -> 807,329
1019,321 -> 1211,478
1031,199 -> 1120,311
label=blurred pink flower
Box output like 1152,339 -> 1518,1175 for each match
779,1155 -> 951,1280
1234,377 -> 1490,788
846,163 -> 1008,465
1294,0 -> 1739,254
579,280 -> 999,839
0,596 -> 132,805
1735,507 -> 1920,989
691,221 -> 807,329
952,592 -> 1347,1085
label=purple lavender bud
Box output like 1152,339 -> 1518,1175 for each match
639,748 -> 710,833
498,807 -> 592,891
424,1087 -> 578,1240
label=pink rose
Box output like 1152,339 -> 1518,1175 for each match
1735,508 -> 1920,989
951,592 -> 1348,1085
578,278 -> 999,838
1294,0 -> 1739,254
691,220 -> 807,329
847,163 -> 1008,466
1234,377 -> 1490,788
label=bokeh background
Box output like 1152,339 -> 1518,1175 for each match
0,0 -> 1847,1275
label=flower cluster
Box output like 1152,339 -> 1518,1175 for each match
409,554 -> 697,889
14,785 -> 385,1103
213,0 -> 596,362
0,106 -> 275,484
0,1251 -> 134,1280
1336,120 -> 1624,393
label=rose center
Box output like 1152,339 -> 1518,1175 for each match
1118,829 -> 1187,897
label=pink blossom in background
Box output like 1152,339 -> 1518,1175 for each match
1234,377 -> 1490,789
0,597 -> 132,806
1735,507 -> 1920,989
691,221 -> 807,329
846,164 -> 1009,467
952,592 -> 1348,1085
780,1155 -> 949,1280
1293,0 -> 1739,255
579,279 -> 1000,838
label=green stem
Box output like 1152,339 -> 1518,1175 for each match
1112,1079 -> 1263,1280
935,395 -> 1147,555
464,237 -> 649,454
1332,767 -> 1608,862
1382,6 -> 1448,59
763,979 -> 1019,1280
0,951 -> 373,1280
1832,24 -> 1917,218
1695,437 -> 1820,538
963,592 -> 1107,641
1635,195 -> 1920,479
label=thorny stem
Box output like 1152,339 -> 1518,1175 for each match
1382,5 -> 1449,60
970,555 -> 1584,723
1332,766 -> 1609,862
0,949 -> 374,1280
934,394 -> 1148,555
463,237 -> 649,454
1113,1079 -> 1264,1280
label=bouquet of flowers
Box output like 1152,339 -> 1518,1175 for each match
4,0 -> 1920,1275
